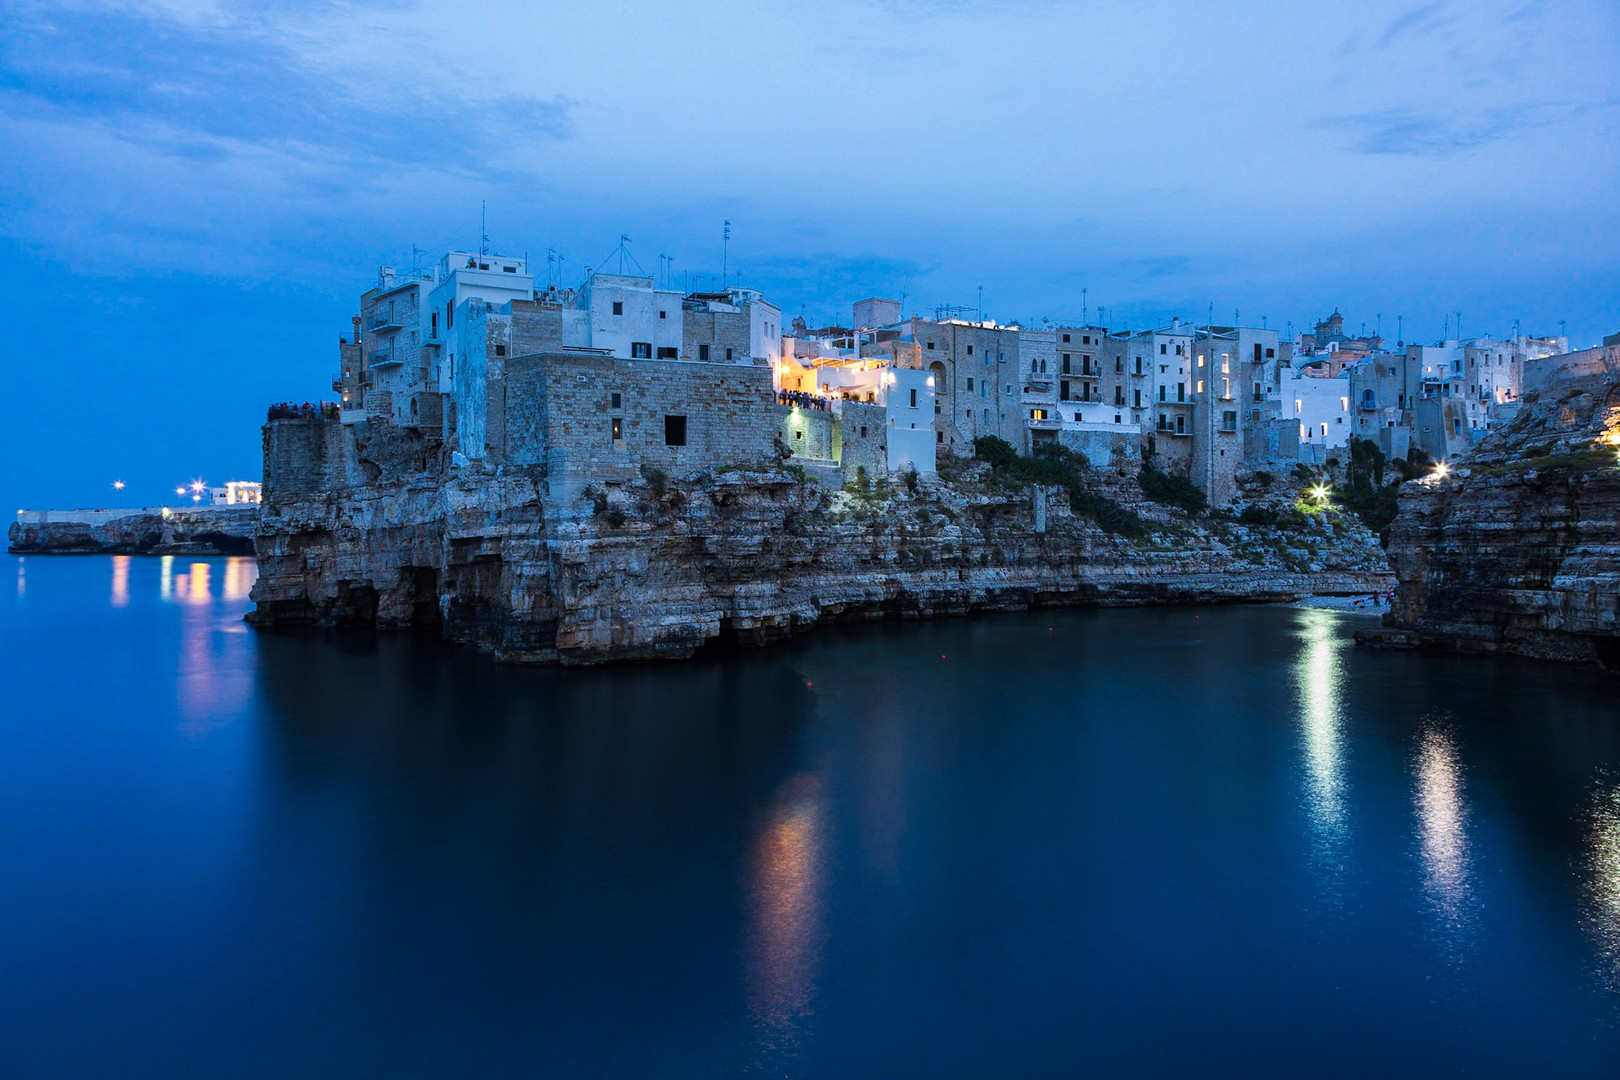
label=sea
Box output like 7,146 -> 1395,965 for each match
3,553 -> 1619,1077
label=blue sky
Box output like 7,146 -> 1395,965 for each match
2,0 -> 1617,510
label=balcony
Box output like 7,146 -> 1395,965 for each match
369,351 -> 403,368
367,316 -> 403,334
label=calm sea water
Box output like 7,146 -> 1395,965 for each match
3,554 -> 1620,1077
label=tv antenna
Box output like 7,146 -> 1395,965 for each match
598,235 -> 644,276
721,220 -> 731,289
480,201 -> 489,256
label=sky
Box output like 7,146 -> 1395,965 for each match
2,0 -> 1617,510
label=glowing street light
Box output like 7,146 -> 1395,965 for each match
113,479 -> 125,509
1433,462 -> 1450,479
175,486 -> 187,497
1310,483 -> 1331,504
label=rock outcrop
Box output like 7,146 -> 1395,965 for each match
249,416 -> 1392,665
1360,371 -> 1620,671
8,507 -> 258,555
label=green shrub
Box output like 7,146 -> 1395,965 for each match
1138,464 -> 1207,515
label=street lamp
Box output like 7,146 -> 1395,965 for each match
113,480 -> 125,509
1310,483 -> 1331,505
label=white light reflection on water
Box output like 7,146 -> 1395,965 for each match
15,557 -> 23,599
747,771 -> 827,1071
109,556 -> 130,607
1294,609 -> 1348,882
1414,724 -> 1474,945
1582,781 -> 1620,990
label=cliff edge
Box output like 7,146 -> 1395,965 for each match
248,414 -> 1392,665
1360,370 -> 1620,670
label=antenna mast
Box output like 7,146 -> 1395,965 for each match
721,220 -> 731,290
480,201 -> 489,256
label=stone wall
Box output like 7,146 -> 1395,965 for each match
499,352 -> 781,509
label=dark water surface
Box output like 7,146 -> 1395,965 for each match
4,555 -> 1620,1077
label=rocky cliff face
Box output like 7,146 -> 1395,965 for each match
1362,372 -> 1620,671
249,417 -> 1392,665
8,507 -> 258,555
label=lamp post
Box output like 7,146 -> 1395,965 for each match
112,480 -> 125,509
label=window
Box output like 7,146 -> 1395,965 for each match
1060,382 -> 1070,401
657,346 -> 678,359
927,341 -> 935,350
1176,415 -> 1185,434
631,342 -> 652,359
1221,378 -> 1229,398
665,415 -> 687,446
1114,414 -> 1122,424
1063,354 -> 1072,371
1265,348 -> 1275,358
1179,383 -> 1187,402
611,392 -> 622,409
1254,343 -> 1263,364
1031,359 -> 1039,373
861,426 -> 868,437
1175,344 -> 1184,356
503,265 -> 516,273
983,408 -> 991,425
967,377 -> 974,392
1062,333 -> 1071,343
1135,357 -> 1143,375
446,302 -> 454,329
967,345 -> 974,355
1134,389 -> 1141,407
1159,386 -> 1166,402
909,388 -> 918,408
698,343 -> 710,362
611,417 -> 623,442
1031,408 -> 1048,420
490,343 -> 504,357
1082,335 -> 1091,345
1074,411 -> 1082,421
1114,387 -> 1124,406
1115,357 -> 1123,373
725,348 -> 733,362
1222,411 -> 1237,431
937,430 -> 944,443
1159,343 -> 1167,355
612,301 -> 624,315
658,310 -> 667,319
430,311 -> 437,337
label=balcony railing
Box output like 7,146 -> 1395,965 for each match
367,317 -> 403,334
369,351 -> 403,368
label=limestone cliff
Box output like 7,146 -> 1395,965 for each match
9,507 -> 258,555
1361,372 -> 1620,670
249,415 -> 1392,665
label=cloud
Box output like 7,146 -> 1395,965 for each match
1321,103 -> 1579,156
0,2 -> 573,173
1377,2 -> 1449,49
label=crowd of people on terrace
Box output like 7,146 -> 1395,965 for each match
267,402 -> 340,421
777,389 -> 832,412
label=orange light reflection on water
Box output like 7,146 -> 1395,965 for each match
747,772 -> 827,1069
110,556 -> 130,607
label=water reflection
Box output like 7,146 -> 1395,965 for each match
172,558 -> 257,733
15,557 -> 23,599
1583,781 -> 1620,989
159,555 -> 173,602
110,556 -> 130,607
1415,724 -> 1473,940
747,771 -> 827,1071
1294,610 -> 1347,874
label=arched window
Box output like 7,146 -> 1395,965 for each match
929,361 -> 948,393
1031,359 -> 1038,373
